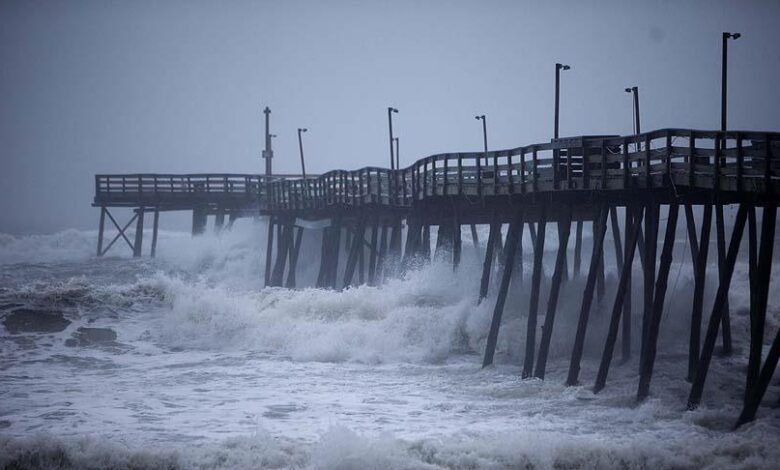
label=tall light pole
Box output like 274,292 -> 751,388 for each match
554,63 -> 571,139
388,107 -> 399,169
262,106 -> 273,176
624,86 -> 641,135
475,115 -> 488,165
393,137 -> 400,169
297,128 -> 308,179
722,32 -> 741,132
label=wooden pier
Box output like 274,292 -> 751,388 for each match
94,127 -> 780,428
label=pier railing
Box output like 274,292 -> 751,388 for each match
260,129 -> 780,211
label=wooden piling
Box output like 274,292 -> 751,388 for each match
344,216 -> 367,288
523,203 -> 547,378
715,203 -> 733,355
535,205 -> 572,379
594,204 -> 644,392
285,226 -> 304,288
97,207 -> 106,257
687,204 -> 748,409
567,204 -> 609,386
368,219 -> 379,285
640,203 -> 659,371
133,208 -> 144,258
482,207 -> 524,368
687,204 -> 712,382
479,212 -> 500,303
574,221 -> 583,277
151,208 -> 160,258
637,203 -> 679,400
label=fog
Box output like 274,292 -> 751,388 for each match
2,0 -> 779,234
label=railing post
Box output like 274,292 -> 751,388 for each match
736,133 -> 744,193
666,133 -> 673,181
432,157 -> 437,196
600,141 -> 607,189
644,134 -> 652,188
622,137 -> 630,189
766,134 -> 773,195
582,143 -> 590,189
689,130 -> 696,187
520,148 -> 526,194
715,132 -> 722,191
443,155 -> 449,196
508,152 -> 514,194
423,160 -> 428,197
493,150 -> 499,195
532,146 -> 539,192
457,154 -> 463,196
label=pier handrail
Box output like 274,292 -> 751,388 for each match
260,128 -> 780,211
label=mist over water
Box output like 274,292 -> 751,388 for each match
1,219 -> 779,469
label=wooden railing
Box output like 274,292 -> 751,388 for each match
260,129 -> 780,211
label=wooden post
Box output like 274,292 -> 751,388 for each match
328,218 -> 343,288
688,204 -> 712,382
452,214 -> 462,270
422,224 -> 431,260
133,207 -> 144,258
271,219 -> 293,287
285,226 -> 304,289
610,207 -> 624,271
594,204 -> 644,392
386,219 -> 402,278
743,204 -> 776,410
744,206 -> 759,399
523,203 -> 547,378
470,224 -> 481,261
479,213 -> 500,303
715,203 -> 733,355
344,216 -> 367,288
640,204 -> 659,371
376,224 -> 389,283
687,204 -> 748,409
368,219 -> 379,285
482,207 -> 524,368
192,207 -> 207,236
215,206 -> 225,232
567,204 -> 609,386
264,217 -> 275,287
574,221 -> 583,277
316,226 -> 330,288
535,205 -> 572,379
637,203 -> 679,400
97,207 -> 106,257
596,213 -> 606,301
622,205 -> 633,361
151,208 -> 160,258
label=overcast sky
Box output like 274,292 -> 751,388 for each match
2,0 -> 779,233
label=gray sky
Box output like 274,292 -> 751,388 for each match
2,0 -> 779,234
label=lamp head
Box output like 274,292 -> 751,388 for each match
299,128 -> 308,133
625,88 -> 632,93
270,134 -> 277,138
475,115 -> 485,120
389,107 -> 399,113
556,63 -> 570,71
725,32 -> 741,40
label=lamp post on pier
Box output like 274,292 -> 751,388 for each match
624,86 -> 641,135
554,63 -> 571,140
297,128 -> 308,179
721,32 -> 741,132
262,107 -> 274,176
393,137 -> 400,169
388,107 -> 399,170
475,115 -> 488,166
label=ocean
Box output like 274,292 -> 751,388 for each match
1,219 -> 778,469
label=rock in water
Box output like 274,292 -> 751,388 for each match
64,327 -> 117,347
3,309 -> 71,334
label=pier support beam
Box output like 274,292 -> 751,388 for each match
192,207 -> 207,236
344,215 -> 367,288
479,212 -> 501,303
97,207 -> 106,257
567,204 -> 609,386
637,203 -> 679,400
523,203 -> 547,378
483,207 -> 524,368
535,205 -> 572,379
151,208 -> 160,258
285,226 -> 304,289
594,204 -> 644,392
715,203 -> 733,355
264,217 -> 275,287
687,204 -> 748,409
368,219 -> 380,286
687,204 -> 712,382
132,208 -> 144,258
736,204 -> 776,427
640,204 -> 659,373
